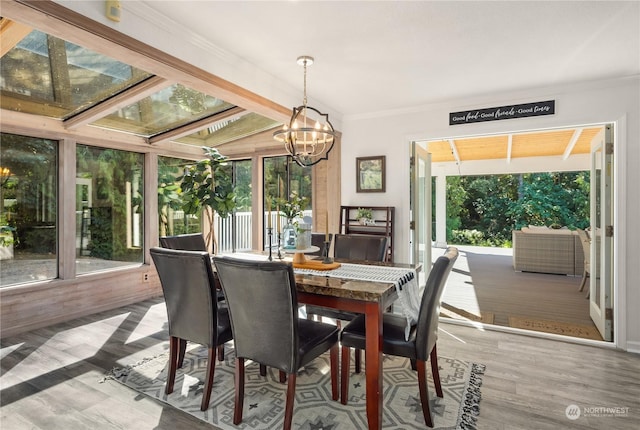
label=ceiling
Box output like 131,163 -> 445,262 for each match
426,126 -> 601,163
135,1 -> 640,118
0,1 -> 637,165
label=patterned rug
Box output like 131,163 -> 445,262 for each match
508,316 -> 603,340
104,345 -> 484,429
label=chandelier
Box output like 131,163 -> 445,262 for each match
273,56 -> 336,167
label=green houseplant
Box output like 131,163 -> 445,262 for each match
356,207 -> 373,225
179,147 -> 237,251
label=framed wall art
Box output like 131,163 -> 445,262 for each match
356,156 -> 385,193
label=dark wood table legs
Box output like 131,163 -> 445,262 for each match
364,301 -> 384,430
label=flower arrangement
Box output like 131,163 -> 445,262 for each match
277,192 -> 309,223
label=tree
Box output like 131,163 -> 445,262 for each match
179,147 -> 236,250
447,172 -> 589,246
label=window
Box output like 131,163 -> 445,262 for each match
0,133 -> 57,286
76,145 -> 144,274
158,156 -> 202,237
263,156 -> 312,248
219,159 -> 252,253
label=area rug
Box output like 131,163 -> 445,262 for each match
103,345 -> 484,429
508,316 -> 603,340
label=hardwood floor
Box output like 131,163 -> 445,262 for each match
1,297 -> 639,429
439,245 -> 601,339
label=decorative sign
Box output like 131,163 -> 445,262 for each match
449,100 -> 555,125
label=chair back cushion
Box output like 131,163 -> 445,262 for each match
160,233 -> 208,252
334,234 -> 388,262
213,257 -> 299,373
150,247 -> 217,346
415,247 -> 458,360
310,233 -> 333,256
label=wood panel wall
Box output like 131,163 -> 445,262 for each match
1,268 -> 162,338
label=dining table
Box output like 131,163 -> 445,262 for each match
215,251 -> 421,430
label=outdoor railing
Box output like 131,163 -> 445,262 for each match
172,210 -> 312,254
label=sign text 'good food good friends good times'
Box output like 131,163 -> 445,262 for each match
449,100 -> 555,125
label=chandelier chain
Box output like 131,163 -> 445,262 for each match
302,58 -> 308,107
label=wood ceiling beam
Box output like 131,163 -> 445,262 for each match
563,128 -> 583,160
148,106 -> 247,145
0,18 -> 32,57
64,76 -> 172,130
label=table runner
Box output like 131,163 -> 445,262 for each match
294,263 -> 420,339
217,254 -> 421,339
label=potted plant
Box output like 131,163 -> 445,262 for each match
179,147 -> 237,252
356,207 -> 373,226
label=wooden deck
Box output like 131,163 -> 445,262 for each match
436,245 -> 602,341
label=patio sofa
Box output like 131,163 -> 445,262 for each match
512,227 -> 585,275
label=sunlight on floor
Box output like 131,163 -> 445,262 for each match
438,247 -> 483,317
0,315 -> 127,387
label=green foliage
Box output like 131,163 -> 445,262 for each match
179,147 -> 237,247
277,191 -> 309,222
446,172 -> 590,247
0,223 -> 15,247
180,147 -> 236,219
157,158 -> 189,236
264,156 -> 312,210
233,160 -> 252,212
445,176 -> 466,239
356,207 -> 373,220
507,172 -> 590,230
78,147 -> 144,260
450,229 -> 485,245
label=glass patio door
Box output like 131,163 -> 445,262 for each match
589,125 -> 614,341
411,142 -> 432,285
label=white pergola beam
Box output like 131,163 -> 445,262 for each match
563,128 -> 583,160
447,139 -> 461,164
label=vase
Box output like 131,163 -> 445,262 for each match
359,218 -> 371,226
282,222 -> 297,250
296,223 -> 312,250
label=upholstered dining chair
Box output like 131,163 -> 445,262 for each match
159,233 -> 208,252
306,233 -> 389,325
576,229 -> 591,298
160,233 -> 226,303
158,233 -> 225,365
149,247 -> 233,411
212,257 -> 339,430
339,247 -> 458,428
333,233 -> 389,262
309,232 -> 333,257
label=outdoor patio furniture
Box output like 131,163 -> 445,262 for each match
512,227 -> 584,275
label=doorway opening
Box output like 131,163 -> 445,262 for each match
419,123 -> 614,342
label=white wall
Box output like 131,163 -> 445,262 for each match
341,76 -> 640,351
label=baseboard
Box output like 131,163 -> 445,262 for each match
626,340 -> 640,354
